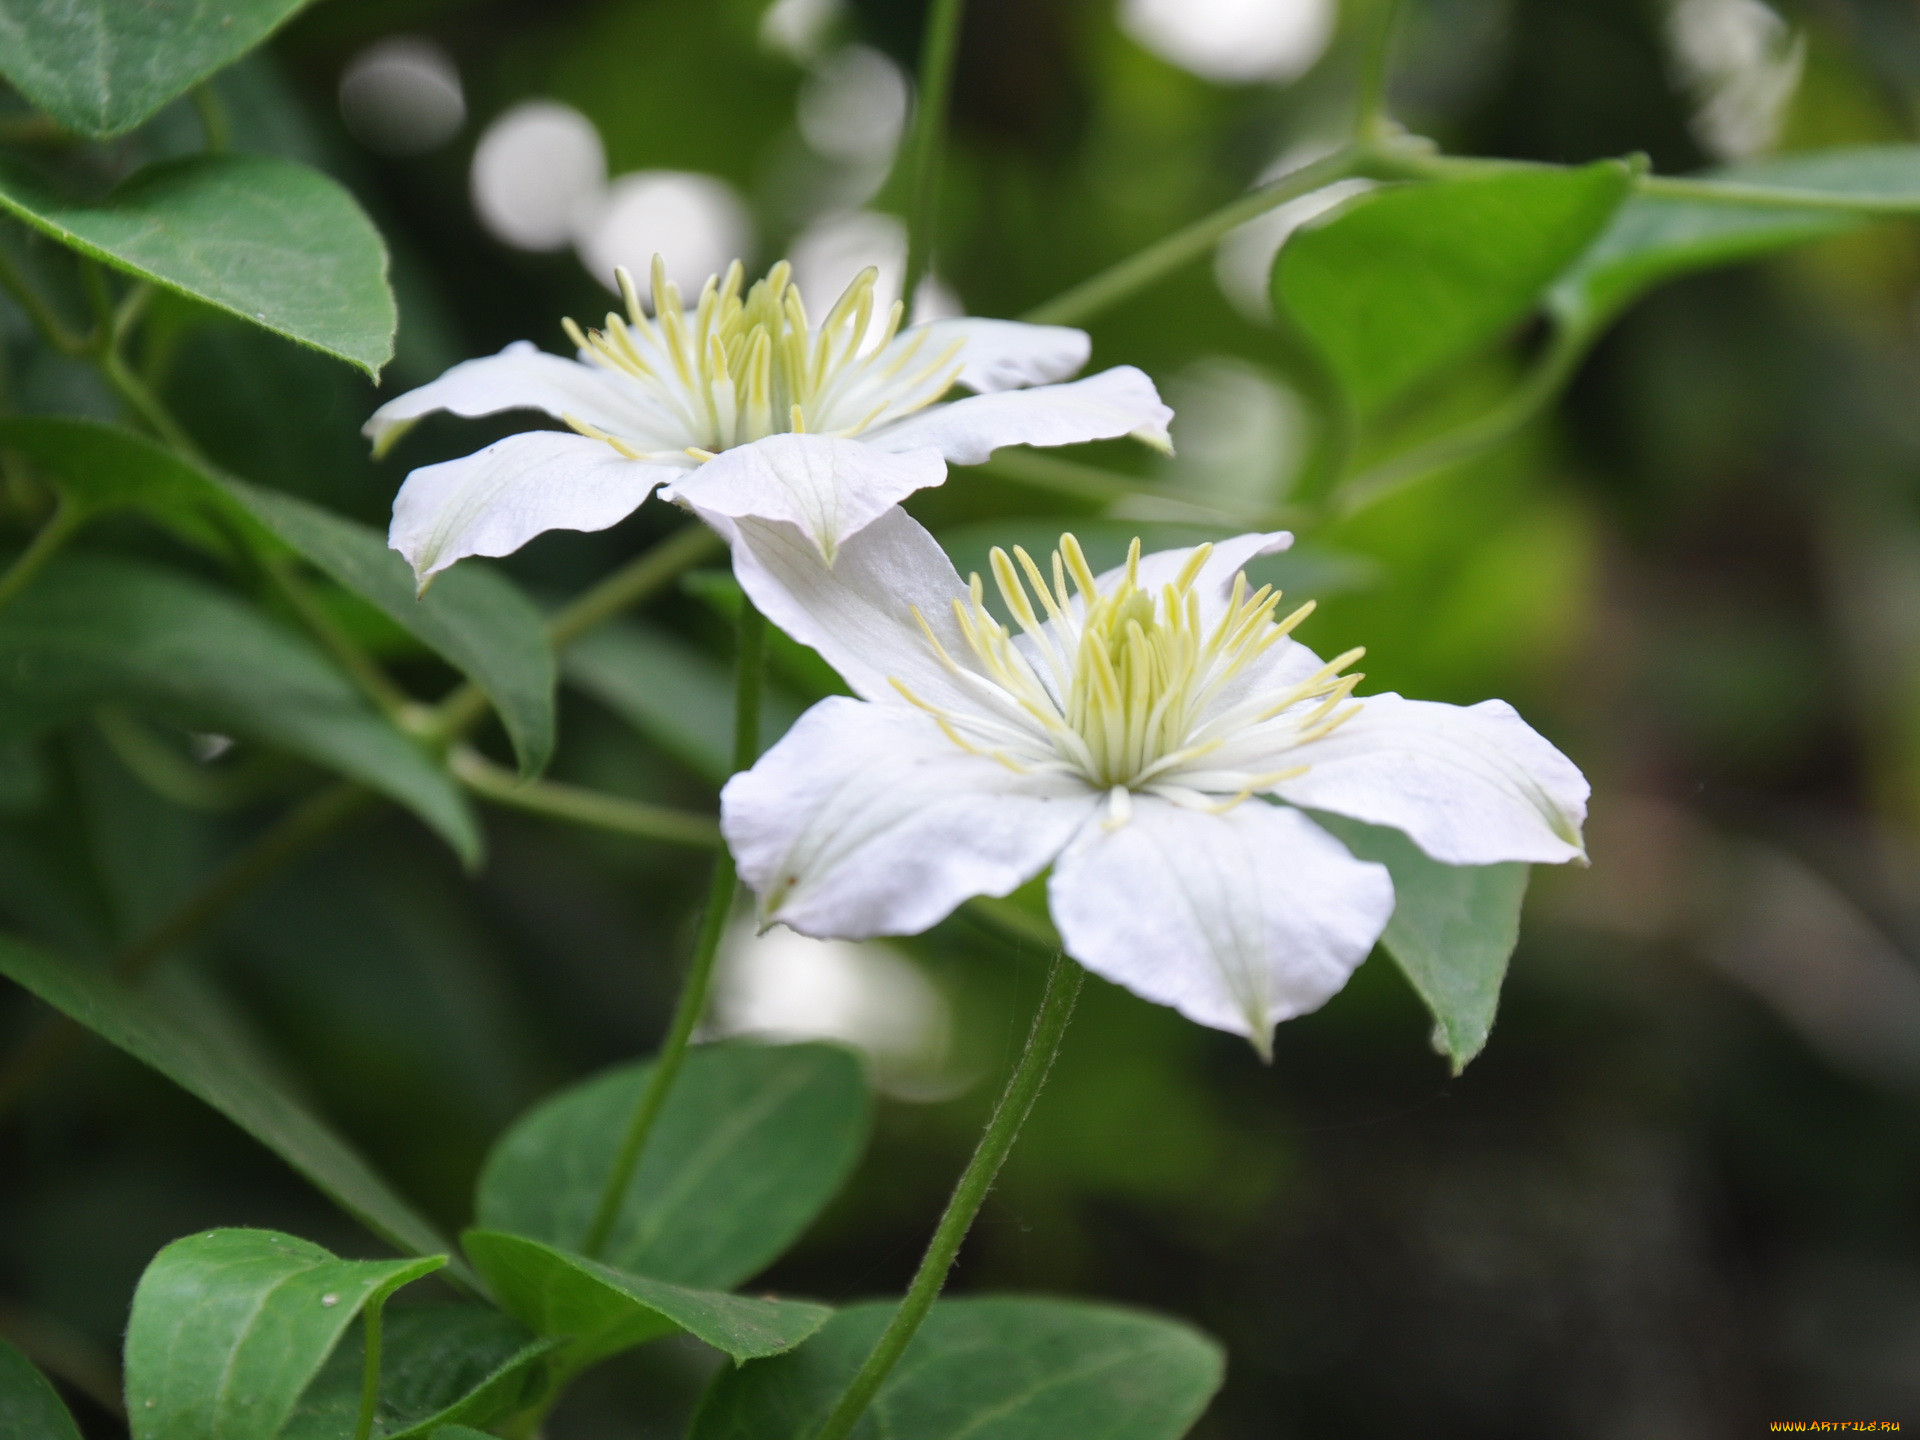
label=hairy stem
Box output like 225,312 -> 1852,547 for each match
451,748 -> 720,848
580,600 -> 765,1259
1021,147 -> 1361,326
901,0 -> 968,304
812,950 -> 1084,1440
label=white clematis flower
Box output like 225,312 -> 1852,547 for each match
710,507 -> 1590,1056
367,257 -> 1173,585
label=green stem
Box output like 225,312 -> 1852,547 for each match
1354,0 -> 1403,141
0,782 -> 373,1115
0,244 -> 89,357
579,600 -> 765,1260
0,497 -> 82,613
1328,321 -> 1589,518
113,783 -> 373,982
264,555 -> 416,721
547,523 -> 726,649
977,449 -> 1304,529
812,951 -> 1084,1440
1635,173 -> 1920,213
434,522 -> 726,745
1020,147 -> 1362,326
192,84 -> 230,153
901,0 -> 968,304
354,1295 -> 385,1440
451,748 -> 720,848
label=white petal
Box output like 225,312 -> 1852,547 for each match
389,431 -> 675,585
363,342 -> 665,456
863,366 -> 1174,464
702,505 -> 976,710
662,434 -> 947,563
723,698 -> 1099,939
1049,797 -> 1393,1051
909,317 -> 1090,392
1272,694 -> 1590,865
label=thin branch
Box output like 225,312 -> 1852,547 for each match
0,496 -> 82,614
580,600 -> 765,1260
811,952 -> 1084,1440
0,243 -> 90,357
450,748 -> 720,849
1329,322 -> 1590,518
1020,147 -> 1362,327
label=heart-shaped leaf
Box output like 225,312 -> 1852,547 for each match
1273,162 -> 1631,418
0,934 -> 459,1266
0,1338 -> 82,1440
689,1297 -> 1225,1440
463,1231 -> 831,1378
279,1307 -> 559,1440
0,553 -> 479,861
476,1042 -> 869,1290
0,153 -> 394,375
124,1229 -> 444,1440
1314,814 -> 1529,1071
0,0 -> 313,137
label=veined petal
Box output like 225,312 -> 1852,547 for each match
863,366 -> 1174,464
703,505 -> 977,710
363,342 -> 666,457
1049,797 -> 1393,1053
664,434 -> 947,564
723,698 -> 1099,939
1271,694 -> 1590,865
390,431 -> 675,586
909,317 -> 1091,393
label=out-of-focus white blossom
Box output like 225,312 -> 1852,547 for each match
470,100 -> 606,251
1121,0 -> 1336,85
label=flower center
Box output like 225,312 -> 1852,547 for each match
899,533 -> 1366,802
561,257 -> 964,462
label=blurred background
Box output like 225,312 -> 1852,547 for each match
6,0 -> 1920,1434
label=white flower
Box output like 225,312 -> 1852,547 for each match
367,258 -> 1173,585
709,507 -> 1590,1056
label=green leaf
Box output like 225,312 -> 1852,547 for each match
221,481 -> 557,775
0,418 -> 555,776
0,932 -> 459,1265
476,1042 -> 870,1289
280,1307 -> 559,1440
0,553 -> 479,861
0,1338 -> 82,1440
124,1228 -> 443,1440
0,0 -> 312,137
1273,162 -> 1631,417
462,1230 -> 831,1376
564,620 -> 803,784
0,153 -> 394,375
689,1298 -> 1226,1440
1312,815 -> 1529,1071
0,415 -> 249,550
1550,147 -> 1920,335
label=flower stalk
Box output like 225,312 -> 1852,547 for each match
580,598 -> 766,1259
811,949 -> 1084,1440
